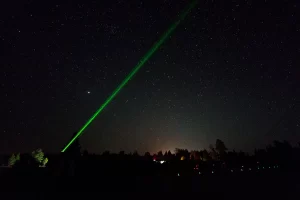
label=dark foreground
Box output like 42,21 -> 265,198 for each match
1,169 -> 299,200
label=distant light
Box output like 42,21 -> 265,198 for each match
258,167 -> 260,170
269,166 -> 271,169
199,172 -> 201,175
153,159 -> 156,162
160,160 -> 165,164
274,166 -> 276,169
241,169 -> 243,172
87,91 -> 91,94
212,171 -> 214,174
249,168 -> 251,171
241,165 -> 244,168
177,173 -> 180,176
231,170 -> 233,172
263,167 -> 265,169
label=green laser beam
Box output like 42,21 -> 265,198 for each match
61,0 -> 198,152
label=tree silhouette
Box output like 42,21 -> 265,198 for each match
266,140 -> 293,164
8,153 -> 16,167
62,132 -> 82,176
31,148 -> 44,164
31,148 -> 48,166
200,149 -> 211,161
175,148 -> 189,160
164,151 -> 168,158
144,152 -> 151,161
15,153 -> 20,162
42,157 -> 48,167
64,132 -> 82,159
167,150 -> 172,160
102,150 -> 110,157
119,151 -> 125,156
157,151 -> 163,160
83,149 -> 89,157
133,150 -> 139,157
144,152 -> 151,157
190,150 -> 201,160
215,139 -> 227,160
209,144 -> 218,160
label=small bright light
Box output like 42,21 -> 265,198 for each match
87,91 -> 91,94
231,170 -> 233,172
160,160 -> 165,164
212,171 -> 214,174
199,172 -> 201,175
177,173 -> 180,176
249,168 -> 251,171
241,169 -> 243,172
269,167 -> 271,169
241,165 -> 244,168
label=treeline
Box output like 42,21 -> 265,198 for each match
6,148 -> 48,167
79,139 -> 299,165
4,139 -> 300,168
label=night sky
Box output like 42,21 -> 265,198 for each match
1,0 -> 299,154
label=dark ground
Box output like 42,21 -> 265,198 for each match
1,166 -> 299,199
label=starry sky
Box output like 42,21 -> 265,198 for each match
1,0 -> 299,154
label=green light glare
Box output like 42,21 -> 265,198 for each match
61,0 -> 198,152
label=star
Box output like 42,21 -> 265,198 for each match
1,0 -> 298,154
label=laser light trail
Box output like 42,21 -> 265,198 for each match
61,0 -> 198,152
